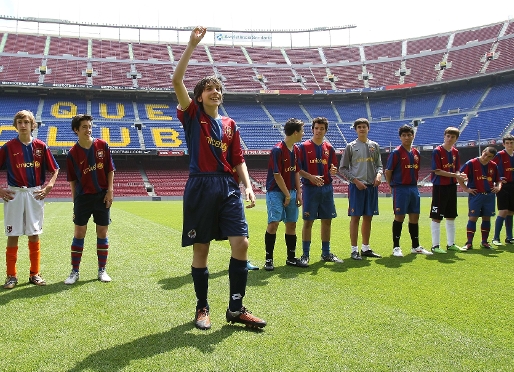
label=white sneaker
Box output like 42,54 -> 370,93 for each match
64,270 -> 79,285
98,268 -> 112,282
392,247 -> 403,257
411,246 -> 433,255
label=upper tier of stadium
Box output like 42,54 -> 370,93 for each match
0,17 -> 513,93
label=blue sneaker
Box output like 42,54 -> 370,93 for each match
246,261 -> 259,270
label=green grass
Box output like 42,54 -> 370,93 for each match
1,197 -> 514,371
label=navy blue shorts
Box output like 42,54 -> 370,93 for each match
348,183 -> 379,216
468,193 -> 496,217
73,191 -> 111,227
302,184 -> 337,220
392,185 -> 420,215
182,173 -> 248,247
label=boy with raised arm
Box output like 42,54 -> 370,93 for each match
172,26 -> 266,330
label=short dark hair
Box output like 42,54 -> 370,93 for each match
193,76 -> 223,110
483,146 -> 497,156
312,117 -> 328,131
284,118 -> 304,136
353,118 -> 369,130
503,134 -> 514,143
398,124 -> 414,136
71,114 -> 93,133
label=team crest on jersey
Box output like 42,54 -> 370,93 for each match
224,126 -> 233,141
6,225 -> 12,233
188,229 -> 197,239
97,149 -> 105,159
34,148 -> 43,158
324,150 -> 329,157
414,155 -> 419,162
368,146 -> 375,154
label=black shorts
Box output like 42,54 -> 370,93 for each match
73,191 -> 111,226
430,184 -> 458,220
496,182 -> 514,212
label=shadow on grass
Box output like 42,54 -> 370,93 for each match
460,247 -> 502,257
67,322 -> 246,372
373,252 -> 417,268
426,250 -> 467,263
0,279 -> 98,305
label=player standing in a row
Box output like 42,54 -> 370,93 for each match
492,135 -> 514,246
264,118 -> 306,270
298,117 -> 343,264
459,147 -> 501,250
1,110 -> 59,289
385,125 -> 432,257
339,118 -> 383,260
172,26 -> 266,330
64,115 -> 115,285
429,127 -> 467,253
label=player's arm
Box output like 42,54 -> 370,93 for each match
172,26 -> 207,110
104,171 -> 114,208
235,162 -> 256,208
273,173 -> 292,206
295,171 -> 302,207
69,180 -> 76,200
299,169 -> 324,187
36,168 -> 59,200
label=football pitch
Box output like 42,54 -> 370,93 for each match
1,197 -> 513,371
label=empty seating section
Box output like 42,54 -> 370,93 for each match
265,102 -> 309,122
324,128 -> 347,150
3,33 -> 46,54
442,43 -> 492,81
135,63 -> 173,88
132,43 -> 170,61
487,37 -> 514,73
403,53 -> 444,85
301,101 -> 338,123
285,48 -> 323,65
329,65 -> 366,89
368,120 -> 410,148
45,59 -> 87,84
414,116 -> 464,145
171,44 -> 210,63
91,40 -> 131,60
38,121 -> 77,144
91,62 -> 133,86
141,123 -> 187,151
369,97 -> 402,120
110,160 -> 147,196
48,36 -> 89,57
451,23 -> 503,47
333,100 -> 368,122
0,55 -> 41,82
322,46 -> 361,64
238,124 -> 283,150
208,46 -> 247,63
461,107 -> 514,141
0,95 -> 39,118
363,41 -> 402,60
180,64 -> 216,92
245,47 -> 287,64
222,101 -> 271,123
93,123 -> 141,149
440,86 -> 485,112
254,66 -> 301,90
293,67 -> 333,90
407,35 -> 449,55
365,61 -> 401,87
404,93 -> 440,118
481,80 -> 514,108
136,101 -> 175,121
91,100 -> 135,120
216,66 -> 263,91
42,98 -> 88,119
145,164 -> 188,196
46,171 -> 71,198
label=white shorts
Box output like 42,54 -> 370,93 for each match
4,186 -> 45,236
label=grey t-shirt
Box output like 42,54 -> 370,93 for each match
339,138 -> 383,184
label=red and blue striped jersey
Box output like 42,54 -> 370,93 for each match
0,137 -> 59,187
431,145 -> 460,185
177,101 -> 245,175
67,138 -> 116,195
266,141 -> 299,192
493,150 -> 514,183
386,146 -> 420,186
298,140 -> 338,186
460,158 -> 499,193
